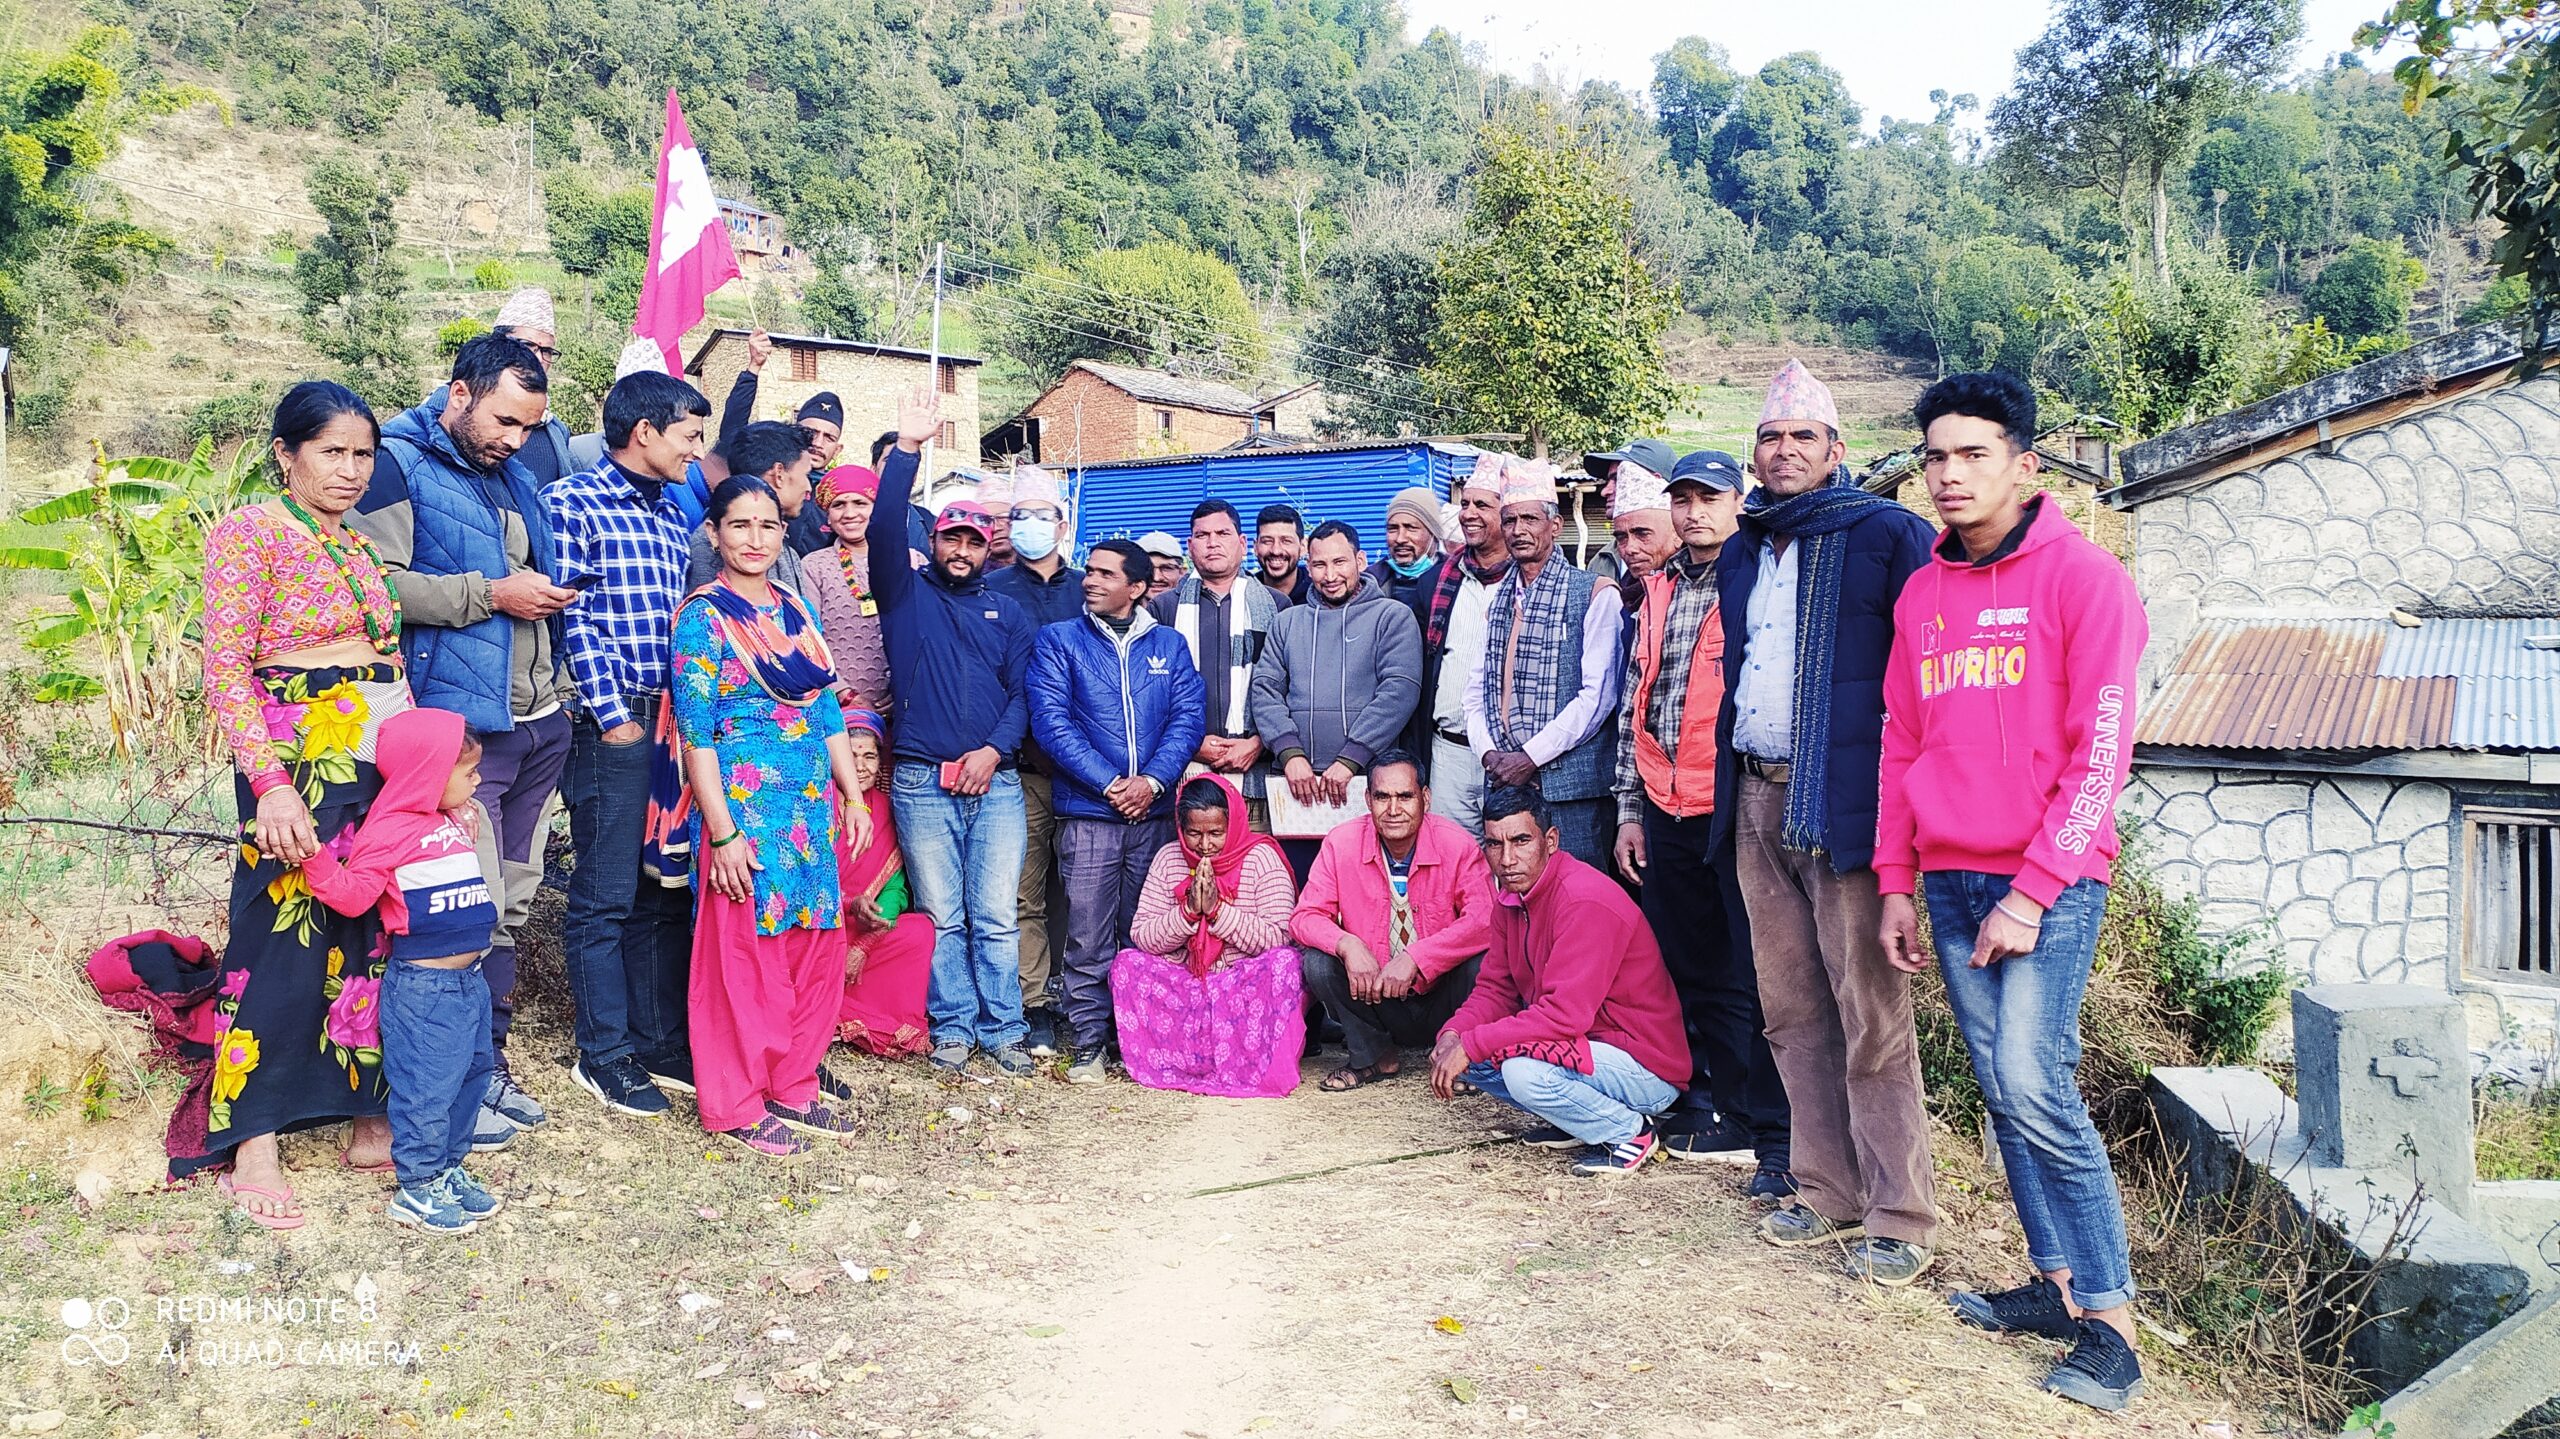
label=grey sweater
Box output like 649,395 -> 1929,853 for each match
1249,575 -> 1423,772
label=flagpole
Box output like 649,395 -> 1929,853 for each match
923,241 -> 945,492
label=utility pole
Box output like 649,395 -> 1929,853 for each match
923,241 -> 945,485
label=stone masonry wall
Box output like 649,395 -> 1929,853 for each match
2127,766 -> 2560,1048
2128,375 -> 2560,683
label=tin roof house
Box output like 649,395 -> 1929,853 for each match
2106,326 -> 2560,1044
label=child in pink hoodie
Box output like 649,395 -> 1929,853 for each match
1876,373 -> 2148,1413
301,707 -> 507,1236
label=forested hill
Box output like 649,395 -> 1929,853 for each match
5,0 -> 2497,463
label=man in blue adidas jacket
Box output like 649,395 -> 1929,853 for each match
357,333 -> 579,1145
1029,538 -> 1207,1082
869,390 -> 1041,1078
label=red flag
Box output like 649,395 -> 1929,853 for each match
634,89 -> 740,373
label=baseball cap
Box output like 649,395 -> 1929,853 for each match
1669,449 -> 1745,493
933,500 -> 994,536
1586,437 -> 1678,480
1137,530 -> 1183,559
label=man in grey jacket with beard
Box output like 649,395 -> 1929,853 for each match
1250,520 -> 1424,881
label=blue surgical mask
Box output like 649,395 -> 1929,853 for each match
1011,517 -> 1060,560
1389,553 -> 1436,579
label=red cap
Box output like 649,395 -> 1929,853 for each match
933,500 -> 994,536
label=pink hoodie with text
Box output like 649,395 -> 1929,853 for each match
1875,496 -> 2147,907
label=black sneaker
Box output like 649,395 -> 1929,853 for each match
1744,1165 -> 1798,1203
816,1064 -> 855,1104
1517,1125 -> 1583,1149
574,1056 -> 669,1118
1951,1277 -> 2077,1341
1024,1008 -> 1059,1059
640,1051 -> 696,1096
2042,1318 -> 2145,1411
1570,1121 -> 1660,1177
1660,1115 -> 1756,1165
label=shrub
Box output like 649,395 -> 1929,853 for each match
185,383 -> 273,449
471,258 -> 517,292
436,316 -> 490,357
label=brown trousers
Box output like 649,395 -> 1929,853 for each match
1734,774 -> 1938,1246
1018,769 -> 1056,1009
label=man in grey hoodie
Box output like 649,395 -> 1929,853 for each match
1250,520 -> 1424,881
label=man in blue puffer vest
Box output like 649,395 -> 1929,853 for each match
356,333 -> 580,1147
1029,538 -> 1207,1083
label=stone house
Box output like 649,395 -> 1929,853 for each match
685,329 -> 985,471
2107,326 -> 2560,1045
983,359 -> 1319,467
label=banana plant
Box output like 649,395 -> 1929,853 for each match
0,437 -> 267,757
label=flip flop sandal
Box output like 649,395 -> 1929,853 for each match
217,1172 -> 307,1230
339,1152 -> 395,1175
1320,1064 -> 1402,1092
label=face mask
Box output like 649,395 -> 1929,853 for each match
1389,553 -> 1436,579
1011,517 -> 1060,560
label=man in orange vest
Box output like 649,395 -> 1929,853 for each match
1609,449 -> 1791,1190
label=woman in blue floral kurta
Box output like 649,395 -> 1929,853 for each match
674,476 -> 872,1159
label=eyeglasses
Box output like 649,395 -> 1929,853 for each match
526,343 -> 562,364
1008,507 -> 1061,522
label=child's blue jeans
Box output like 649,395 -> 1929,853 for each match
381,956 -> 494,1189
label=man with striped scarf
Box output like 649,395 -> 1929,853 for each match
1711,361 -> 1941,1286
1151,499 -> 1282,829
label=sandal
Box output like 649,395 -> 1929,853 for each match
1319,1063 -> 1402,1092
339,1151 -> 395,1175
217,1172 -> 307,1230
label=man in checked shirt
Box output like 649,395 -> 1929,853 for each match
542,371 -> 714,1121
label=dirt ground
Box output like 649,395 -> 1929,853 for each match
1,917 -> 2287,1439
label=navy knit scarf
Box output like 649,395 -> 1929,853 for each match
1741,468 -> 1898,854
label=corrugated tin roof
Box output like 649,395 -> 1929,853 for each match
2139,616 -> 2560,753
1071,360 -> 1270,417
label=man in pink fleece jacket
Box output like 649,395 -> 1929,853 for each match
1292,751 -> 1491,1091
1876,371 -> 2148,1413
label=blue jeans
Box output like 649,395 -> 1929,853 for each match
892,763 -> 1030,1051
380,957 -> 494,1189
1925,872 -> 2135,1310
1462,1041 -> 1679,1146
560,715 -> 693,1068
468,708 -> 571,1051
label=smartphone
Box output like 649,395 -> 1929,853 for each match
560,572 -> 603,592
938,759 -> 965,791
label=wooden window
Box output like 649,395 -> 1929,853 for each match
938,362 -> 959,395
937,421 -> 956,448
2465,807 -> 2560,986
789,347 -> 818,382
1154,408 -> 1174,433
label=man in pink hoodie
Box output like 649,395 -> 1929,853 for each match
1876,371 -> 2148,1413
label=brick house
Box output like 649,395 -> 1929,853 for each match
685,329 -> 985,470
983,359 -> 1319,467
2105,325 -> 2560,1048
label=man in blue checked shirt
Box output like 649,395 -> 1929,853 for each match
543,371 -> 713,1121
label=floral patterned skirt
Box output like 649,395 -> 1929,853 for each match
177,663 -> 411,1178
1109,946 -> 1306,1099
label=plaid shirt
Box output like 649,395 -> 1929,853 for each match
544,456 -> 695,731
1614,550 -> 1721,826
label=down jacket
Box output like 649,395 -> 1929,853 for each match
1029,609 -> 1208,822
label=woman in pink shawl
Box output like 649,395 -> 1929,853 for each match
835,707 -> 932,1056
1110,775 -> 1305,1097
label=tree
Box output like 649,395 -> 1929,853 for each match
1427,115 -> 1681,457
2303,238 -> 2425,342
988,243 -> 1269,385
295,160 -> 415,406
1650,38 -> 1738,173
2366,2 -> 2560,345
543,173 -> 652,325
1703,53 -> 1861,245
1992,0 -> 2303,280
1306,179 -> 1458,436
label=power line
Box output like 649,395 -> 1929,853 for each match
956,285 -> 1454,427
949,247 -> 1435,378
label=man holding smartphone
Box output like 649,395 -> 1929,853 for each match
869,389 -> 1042,1077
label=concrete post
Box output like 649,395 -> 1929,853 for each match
2294,984 -> 2476,1218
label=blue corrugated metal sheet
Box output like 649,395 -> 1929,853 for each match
1070,441 -> 1480,554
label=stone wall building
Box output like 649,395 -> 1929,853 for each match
685,329 -> 985,471
2108,326 -> 2560,1049
982,360 -> 1317,467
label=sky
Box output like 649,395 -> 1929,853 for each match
1396,0 -> 2399,131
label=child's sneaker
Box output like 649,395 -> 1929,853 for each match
388,1176 -> 477,1235
721,1114 -> 811,1160
470,1104 -> 520,1153
441,1167 -> 502,1219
